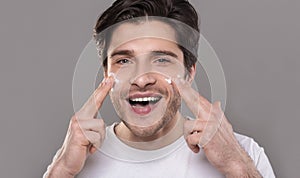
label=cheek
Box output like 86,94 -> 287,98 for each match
107,66 -> 119,75
165,83 -> 176,99
171,83 -> 181,99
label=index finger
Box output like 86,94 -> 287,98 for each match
172,77 -> 212,119
77,76 -> 114,118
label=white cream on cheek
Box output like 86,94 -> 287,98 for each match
108,72 -> 120,92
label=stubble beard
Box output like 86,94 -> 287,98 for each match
111,84 -> 181,140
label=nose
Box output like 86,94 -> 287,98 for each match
130,73 -> 157,89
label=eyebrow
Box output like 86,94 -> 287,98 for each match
110,50 -> 178,59
110,50 -> 134,58
151,50 -> 178,58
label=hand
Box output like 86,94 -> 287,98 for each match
45,76 -> 114,177
173,78 -> 262,177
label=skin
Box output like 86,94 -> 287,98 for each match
44,21 -> 262,178
173,78 -> 262,177
44,76 -> 114,177
107,40 -> 184,146
106,20 -> 187,149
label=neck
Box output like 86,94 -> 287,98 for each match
114,112 -> 185,150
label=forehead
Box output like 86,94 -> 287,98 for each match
108,20 -> 178,54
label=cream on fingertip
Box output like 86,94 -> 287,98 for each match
165,78 -> 172,84
108,72 -> 120,83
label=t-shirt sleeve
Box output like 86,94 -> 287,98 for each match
235,133 -> 276,178
255,147 -> 276,178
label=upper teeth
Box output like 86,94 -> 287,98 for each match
131,97 -> 160,102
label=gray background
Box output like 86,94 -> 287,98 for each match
0,0 -> 299,177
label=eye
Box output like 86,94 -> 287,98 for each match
116,58 -> 131,65
154,58 -> 171,64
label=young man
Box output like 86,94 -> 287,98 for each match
44,0 -> 275,177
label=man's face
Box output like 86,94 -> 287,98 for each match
106,20 -> 186,138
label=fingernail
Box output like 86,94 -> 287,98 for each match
108,72 -> 119,83
105,77 -> 113,85
102,77 -> 108,84
108,72 -> 115,78
102,77 -> 110,85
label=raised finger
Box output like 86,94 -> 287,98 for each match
77,76 -> 114,118
172,77 -> 212,119
78,119 -> 105,133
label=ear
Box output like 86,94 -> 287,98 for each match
186,64 -> 196,84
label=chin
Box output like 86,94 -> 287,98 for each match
122,118 -> 166,138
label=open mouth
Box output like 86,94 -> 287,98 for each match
128,96 -> 161,106
127,95 -> 162,115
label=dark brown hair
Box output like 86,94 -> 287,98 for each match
94,0 -> 200,75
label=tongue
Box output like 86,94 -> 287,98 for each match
131,104 -> 151,115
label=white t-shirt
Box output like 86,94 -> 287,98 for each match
77,123 -> 275,178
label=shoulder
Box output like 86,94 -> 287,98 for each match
234,133 -> 276,177
234,132 -> 263,164
234,132 -> 260,150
